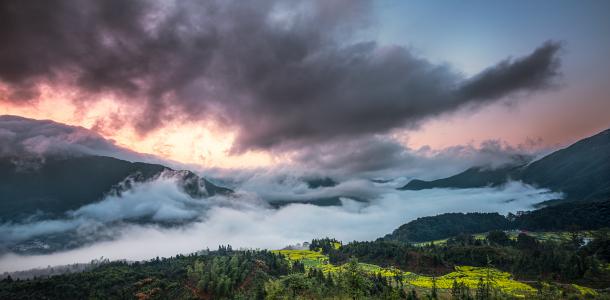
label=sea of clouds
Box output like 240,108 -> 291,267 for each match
0,174 -> 561,273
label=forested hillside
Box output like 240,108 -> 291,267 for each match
3,230 -> 609,299
383,213 -> 511,243
385,199 -> 610,243
0,247 -> 411,300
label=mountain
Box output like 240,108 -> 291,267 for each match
384,199 -> 610,243
513,198 -> 610,231
401,165 -> 522,190
0,155 -> 232,221
383,212 -> 511,243
399,128 -> 610,201
305,177 -> 338,189
518,128 -> 610,201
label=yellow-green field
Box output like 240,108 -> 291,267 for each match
406,266 -> 535,297
273,249 -> 540,298
571,284 -> 598,297
272,249 -> 328,267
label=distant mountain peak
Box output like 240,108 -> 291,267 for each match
399,128 -> 610,201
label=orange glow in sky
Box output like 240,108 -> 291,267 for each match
0,86 -> 276,169
2,82 -> 608,169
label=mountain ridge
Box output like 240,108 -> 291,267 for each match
0,155 -> 232,221
399,128 -> 610,201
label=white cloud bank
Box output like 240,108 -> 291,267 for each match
0,178 -> 561,273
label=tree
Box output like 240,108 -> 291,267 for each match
451,279 -> 472,300
429,276 -> 438,300
486,231 -> 510,246
407,289 -> 419,300
451,279 -> 460,299
339,259 -> 371,300
516,233 -> 537,250
567,225 -> 584,248
475,278 -> 488,300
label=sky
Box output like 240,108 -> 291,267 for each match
375,0 -> 610,149
1,0 -> 609,170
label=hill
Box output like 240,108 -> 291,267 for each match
2,236 -> 608,299
514,199 -> 610,231
400,128 -> 610,201
0,155 -> 232,221
384,199 -> 610,244
401,165 -> 522,190
382,212 -> 511,243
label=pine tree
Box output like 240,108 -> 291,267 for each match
475,278 -> 488,300
326,272 -> 335,287
430,276 -> 438,299
407,289 -> 418,300
451,279 -> 461,299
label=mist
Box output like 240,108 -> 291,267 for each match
0,174 -> 561,272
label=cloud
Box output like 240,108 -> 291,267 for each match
457,41 -> 562,101
0,174 -> 257,246
69,176 -> 208,222
0,115 -> 122,157
287,135 -> 540,180
0,115 -> 175,166
0,0 -> 562,152
0,114 -> 549,207
241,177 -> 384,203
0,180 -> 561,272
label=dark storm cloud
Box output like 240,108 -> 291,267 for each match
457,41 -> 562,101
291,136 -> 538,179
0,0 -> 562,151
293,136 -> 413,174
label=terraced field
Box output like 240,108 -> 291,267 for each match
274,230 -> 606,298
273,249 -> 539,298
